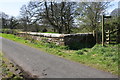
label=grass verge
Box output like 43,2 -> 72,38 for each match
0,51 -> 24,79
0,33 -> 119,76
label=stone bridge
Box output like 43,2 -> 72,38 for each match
18,32 -> 96,49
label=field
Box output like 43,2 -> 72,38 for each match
0,33 -> 119,75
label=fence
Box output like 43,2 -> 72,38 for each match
105,29 -> 118,44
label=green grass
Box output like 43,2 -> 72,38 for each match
0,33 -> 119,76
0,51 -> 24,79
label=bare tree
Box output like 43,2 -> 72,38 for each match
19,1 -> 76,33
8,16 -> 19,29
20,1 -> 44,31
77,2 -> 111,31
44,2 -> 76,33
0,12 -> 9,28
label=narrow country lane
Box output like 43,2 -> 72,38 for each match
0,37 -> 117,78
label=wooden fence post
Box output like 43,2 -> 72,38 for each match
102,15 -> 105,46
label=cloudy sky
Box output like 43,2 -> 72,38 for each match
0,0 -> 119,17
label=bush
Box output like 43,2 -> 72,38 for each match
1,29 -> 19,35
59,46 -> 69,50
42,28 -> 47,32
75,50 -> 84,55
45,42 -> 58,48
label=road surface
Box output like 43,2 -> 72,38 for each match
0,37 -> 118,78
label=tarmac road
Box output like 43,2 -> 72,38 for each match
0,37 -> 118,78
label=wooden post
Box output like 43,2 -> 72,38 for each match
93,30 -> 95,37
102,15 -> 111,46
108,30 -> 110,44
102,15 -> 104,46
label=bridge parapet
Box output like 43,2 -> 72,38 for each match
18,32 -> 96,49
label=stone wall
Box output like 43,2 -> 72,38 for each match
18,32 -> 65,45
64,33 -> 96,49
18,32 -> 96,49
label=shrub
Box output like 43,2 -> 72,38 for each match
41,37 -> 49,43
42,28 -> 47,32
45,42 -> 57,48
59,46 -> 69,50
75,50 -> 84,55
1,29 -> 19,35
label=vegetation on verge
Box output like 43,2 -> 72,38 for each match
1,33 -> 119,76
0,51 -> 24,79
